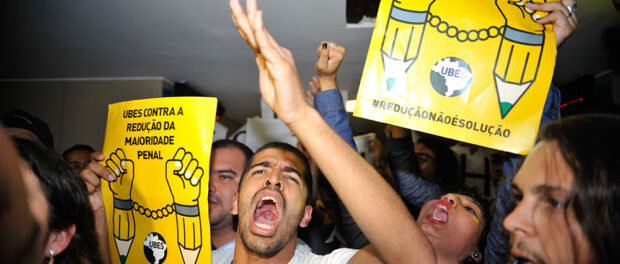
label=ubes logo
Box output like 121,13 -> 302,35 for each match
144,232 -> 167,264
430,57 -> 473,97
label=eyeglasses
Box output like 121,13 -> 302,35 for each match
415,153 -> 434,164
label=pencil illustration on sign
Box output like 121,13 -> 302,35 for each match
380,0 -> 433,94
494,0 -> 546,118
106,148 -> 135,264
165,147 -> 204,264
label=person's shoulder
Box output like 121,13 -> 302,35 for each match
290,248 -> 359,264
211,242 -> 235,264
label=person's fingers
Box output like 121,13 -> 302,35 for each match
230,0 -> 257,51
91,151 -> 105,162
87,161 -> 116,182
306,90 -> 315,102
246,0 -> 258,16
330,45 -> 346,62
316,41 -> 329,71
81,168 -> 104,193
536,9 -> 576,36
253,11 -> 286,67
309,77 -> 320,94
257,12 -> 287,59
526,1 -> 570,15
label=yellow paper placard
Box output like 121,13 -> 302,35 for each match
101,97 -> 217,264
354,0 -> 558,154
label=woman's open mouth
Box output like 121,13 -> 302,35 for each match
426,200 -> 450,224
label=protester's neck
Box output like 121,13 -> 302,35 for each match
436,254 -> 461,264
210,225 -> 236,248
231,233 -> 297,264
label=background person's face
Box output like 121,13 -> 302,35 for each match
503,141 -> 592,264
232,148 -> 311,256
65,149 -> 92,172
415,143 -> 436,181
208,147 -> 246,229
417,193 -> 484,262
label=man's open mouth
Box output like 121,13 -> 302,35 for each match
426,200 -> 450,224
251,193 -> 283,236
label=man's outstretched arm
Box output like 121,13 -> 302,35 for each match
230,0 -> 436,263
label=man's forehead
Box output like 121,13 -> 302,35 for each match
514,141 -> 574,192
211,147 -> 247,170
251,148 -> 305,171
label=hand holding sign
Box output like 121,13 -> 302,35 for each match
165,147 -> 204,206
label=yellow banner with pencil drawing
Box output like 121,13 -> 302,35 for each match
354,0 -> 557,154
101,97 -> 217,264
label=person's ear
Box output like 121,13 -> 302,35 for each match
45,224 -> 76,257
470,249 -> 482,263
231,192 -> 239,215
298,205 -> 313,227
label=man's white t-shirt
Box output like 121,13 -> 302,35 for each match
212,239 -> 358,264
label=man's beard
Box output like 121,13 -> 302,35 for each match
240,226 -> 294,257
209,209 -> 228,227
209,195 -> 230,228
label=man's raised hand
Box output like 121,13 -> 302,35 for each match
230,0 -> 311,126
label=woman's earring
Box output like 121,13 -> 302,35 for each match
472,251 -> 481,261
48,248 -> 55,264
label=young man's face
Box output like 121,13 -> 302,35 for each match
208,147 -> 247,230
417,193 -> 484,262
504,141 -> 592,264
232,147 -> 312,256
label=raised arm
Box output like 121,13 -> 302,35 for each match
386,125 -> 442,208
230,0 -> 435,263
311,41 -> 356,150
310,41 -> 371,249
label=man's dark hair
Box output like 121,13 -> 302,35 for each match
2,109 -> 54,150
537,114 -> 620,264
62,144 -> 95,160
212,139 -> 253,162
239,142 -> 313,205
14,138 -> 103,264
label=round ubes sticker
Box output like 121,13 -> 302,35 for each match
144,232 -> 167,264
430,57 -> 473,97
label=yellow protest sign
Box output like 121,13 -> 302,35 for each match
101,97 -> 217,264
354,0 -> 557,154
